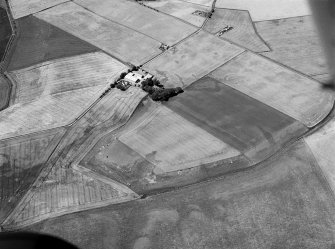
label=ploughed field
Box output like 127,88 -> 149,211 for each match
1,0 -> 335,248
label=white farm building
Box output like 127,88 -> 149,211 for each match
124,70 -> 153,87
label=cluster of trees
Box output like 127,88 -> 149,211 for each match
110,67 -> 184,101
141,78 -> 183,101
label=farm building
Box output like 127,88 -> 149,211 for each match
124,70 -> 153,87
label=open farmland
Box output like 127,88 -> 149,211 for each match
210,51 -> 334,127
183,0 -> 214,6
304,113 -> 335,193
0,75 -> 11,111
165,76 -> 307,163
256,16 -> 328,77
0,86 -> 103,139
1,0 -> 335,247
0,52 -> 126,139
8,0 -> 68,19
27,141 -> 335,249
215,0 -> 311,21
81,134 -> 156,189
119,104 -> 240,173
133,0 -> 209,27
74,0 -> 198,45
144,30 -> 244,88
2,88 -> 146,228
8,16 -> 98,71
0,6 -> 11,62
45,88 -> 147,170
9,52 -> 126,104
3,165 -> 138,229
204,8 -> 270,52
34,2 -> 162,65
80,99 -> 250,193
0,128 -> 64,223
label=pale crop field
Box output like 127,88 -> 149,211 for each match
256,16 -> 328,77
119,105 -> 240,173
215,0 -> 311,21
144,30 -> 244,88
204,8 -> 270,52
8,0 -> 68,19
0,52 -> 128,139
9,52 -> 127,104
210,51 -> 334,127
131,0 -> 209,27
35,2 -> 162,65
74,0 -> 198,45
0,85 -> 104,139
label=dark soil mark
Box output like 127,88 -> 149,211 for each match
8,16 -> 98,71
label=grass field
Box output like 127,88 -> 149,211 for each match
215,0 -> 311,21
305,114 -> 335,194
204,8 -> 270,52
0,74 -> 11,111
210,51 -> 334,127
74,0 -> 198,45
9,52 -> 126,104
35,2 -> 162,65
144,30 -> 244,88
165,76 -> 307,163
0,128 -> 64,223
27,141 -> 335,249
0,7 -> 11,62
256,16 -> 328,77
138,0 -> 209,27
119,104 -> 240,173
8,16 -> 98,71
8,0 -> 68,19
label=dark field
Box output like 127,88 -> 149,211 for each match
28,141 -> 335,249
0,75 -> 11,110
165,77 -> 308,162
81,136 -> 156,188
8,16 -> 98,71
0,7 -> 11,62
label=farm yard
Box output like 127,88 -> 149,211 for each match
1,0 -> 335,248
